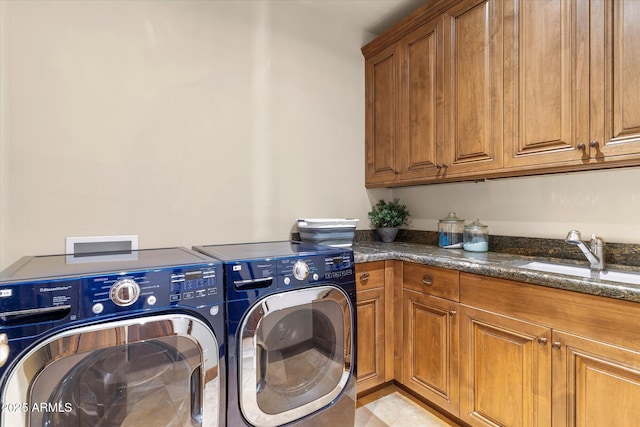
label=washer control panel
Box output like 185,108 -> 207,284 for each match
84,263 -> 222,316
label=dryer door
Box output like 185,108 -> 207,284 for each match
1,314 -> 221,427
239,285 -> 353,427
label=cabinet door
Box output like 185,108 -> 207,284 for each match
552,330 -> 640,426
365,44 -> 400,186
459,305 -> 551,427
356,286 -> 386,393
441,0 -> 503,176
503,0 -> 590,168
403,289 -> 459,416
397,17 -> 445,181
590,0 -> 640,160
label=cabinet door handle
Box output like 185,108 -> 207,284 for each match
422,274 -> 433,286
450,310 -> 457,317
359,272 -> 370,282
590,140 -> 600,149
552,341 -> 562,350
538,337 -> 548,345
576,143 -> 586,150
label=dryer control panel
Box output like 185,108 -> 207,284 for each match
279,252 -> 353,287
224,251 -> 354,301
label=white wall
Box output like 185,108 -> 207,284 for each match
2,1 -> 637,270
393,167 -> 640,244
0,0 -> 383,269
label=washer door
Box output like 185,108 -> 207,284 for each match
1,314 -> 220,427
239,285 -> 353,427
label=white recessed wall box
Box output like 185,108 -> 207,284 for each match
65,235 -> 139,263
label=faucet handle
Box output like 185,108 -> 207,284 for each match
590,234 -> 603,246
590,235 -> 604,261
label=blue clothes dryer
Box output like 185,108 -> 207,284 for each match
193,241 -> 356,427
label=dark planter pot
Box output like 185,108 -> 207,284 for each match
377,227 -> 399,243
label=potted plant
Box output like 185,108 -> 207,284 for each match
368,198 -> 410,242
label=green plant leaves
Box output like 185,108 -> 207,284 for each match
368,198 -> 410,228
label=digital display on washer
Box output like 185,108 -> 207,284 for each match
327,255 -> 348,267
185,271 -> 202,281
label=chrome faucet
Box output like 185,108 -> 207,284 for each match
565,230 -> 605,271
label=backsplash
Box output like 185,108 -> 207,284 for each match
293,230 -> 640,267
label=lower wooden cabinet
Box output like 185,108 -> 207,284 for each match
460,272 -> 640,427
355,261 -> 640,426
355,261 -> 394,395
553,330 -> 640,426
403,289 -> 459,416
357,285 -> 386,391
459,305 -> 551,427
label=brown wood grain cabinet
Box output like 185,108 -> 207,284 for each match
401,263 -> 460,416
459,305 -> 551,426
440,0 -> 503,178
590,0 -> 640,162
363,0 -> 640,187
364,0 -> 503,187
552,330 -> 640,426
504,0 -> 640,170
398,17 -> 445,182
364,16 -> 445,185
460,272 -> 640,427
365,44 -> 401,186
355,261 -> 394,395
502,0 -> 590,169
355,260 -> 640,424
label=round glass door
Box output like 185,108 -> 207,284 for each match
239,286 -> 353,427
1,314 -> 220,427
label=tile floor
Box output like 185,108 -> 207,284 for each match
355,386 -> 461,427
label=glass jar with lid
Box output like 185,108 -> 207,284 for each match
438,212 -> 464,248
463,219 -> 489,252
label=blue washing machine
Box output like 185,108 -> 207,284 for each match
193,241 -> 356,427
0,247 -> 225,427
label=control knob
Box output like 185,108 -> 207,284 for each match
292,260 -> 310,281
110,278 -> 141,307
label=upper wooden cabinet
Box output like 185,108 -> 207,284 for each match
362,0 -> 640,187
364,0 -> 502,186
365,17 -> 444,185
504,0 -> 640,169
441,0 -> 503,176
503,0 -> 590,168
365,44 -> 400,185
398,18 -> 444,181
591,0 -> 640,161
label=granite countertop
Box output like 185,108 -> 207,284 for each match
353,241 -> 640,303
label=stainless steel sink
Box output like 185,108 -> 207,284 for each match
517,261 -> 640,285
